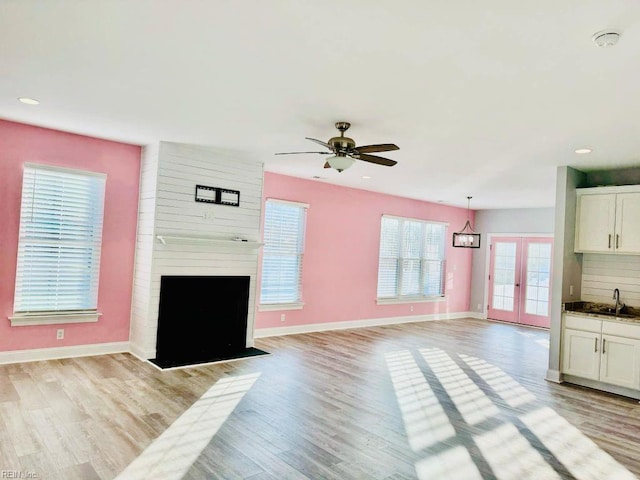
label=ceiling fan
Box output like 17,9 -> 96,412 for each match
275,122 -> 399,172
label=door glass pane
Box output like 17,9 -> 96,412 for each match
524,243 -> 552,316
492,242 -> 517,312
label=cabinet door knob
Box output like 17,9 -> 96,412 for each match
608,234 -> 612,249
602,338 -> 606,354
616,234 -> 619,249
595,337 -> 598,352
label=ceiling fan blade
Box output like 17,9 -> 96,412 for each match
355,143 -> 399,154
324,162 -> 331,168
274,151 -> 331,155
305,137 -> 334,150
356,153 -> 398,166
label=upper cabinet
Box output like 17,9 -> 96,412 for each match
575,186 -> 640,255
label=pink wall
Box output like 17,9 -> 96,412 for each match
0,120 -> 141,351
256,172 -> 474,329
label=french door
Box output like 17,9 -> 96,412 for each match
488,236 -> 553,328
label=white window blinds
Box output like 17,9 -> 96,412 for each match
377,216 -> 446,299
13,165 -> 106,313
260,200 -> 307,305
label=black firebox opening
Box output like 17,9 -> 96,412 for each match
153,275 -> 253,368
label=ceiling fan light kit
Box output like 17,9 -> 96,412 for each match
452,196 -> 481,248
327,154 -> 355,172
275,121 -> 399,173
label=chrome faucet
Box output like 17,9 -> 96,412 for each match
613,288 -> 624,315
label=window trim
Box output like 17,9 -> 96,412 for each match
376,296 -> 446,305
12,163 -> 106,323
9,310 -> 102,327
376,214 -> 448,301
259,198 -> 308,308
258,302 -> 305,312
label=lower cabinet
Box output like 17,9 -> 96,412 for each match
599,334 -> 640,389
562,315 -> 640,390
562,328 -> 600,380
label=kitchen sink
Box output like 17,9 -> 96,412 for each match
591,309 -> 637,319
596,308 -> 617,315
565,301 -> 640,320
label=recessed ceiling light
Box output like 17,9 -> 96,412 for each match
575,148 -> 592,154
18,97 -> 40,105
362,175 -> 372,179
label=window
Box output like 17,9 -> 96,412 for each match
13,164 -> 106,318
377,215 -> 446,301
260,199 -> 307,307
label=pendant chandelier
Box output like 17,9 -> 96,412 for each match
452,196 -> 481,248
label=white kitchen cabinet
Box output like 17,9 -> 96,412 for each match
575,187 -> 640,255
615,192 -> 640,254
599,334 -> 640,389
562,328 -> 600,380
562,313 -> 640,390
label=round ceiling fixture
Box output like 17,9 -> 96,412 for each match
18,97 -> 40,105
592,30 -> 621,48
575,148 -> 592,154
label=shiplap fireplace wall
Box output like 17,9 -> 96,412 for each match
129,141 -> 264,359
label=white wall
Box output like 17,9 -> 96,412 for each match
469,207 -> 555,315
129,144 -> 159,358
129,142 -> 263,359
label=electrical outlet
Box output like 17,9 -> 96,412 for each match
410,305 -> 414,312
56,329 -> 64,340
280,314 -> 285,322
477,303 -> 482,311
569,285 -> 574,296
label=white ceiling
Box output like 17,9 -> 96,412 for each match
2,1 -> 640,209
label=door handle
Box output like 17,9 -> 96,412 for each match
595,337 -> 598,352
602,338 -> 606,354
608,234 -> 612,249
515,283 -> 520,287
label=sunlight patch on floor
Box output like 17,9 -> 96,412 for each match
420,348 -> 500,425
385,351 -> 456,451
520,407 -> 637,480
386,347 -> 636,480
459,354 -> 536,408
115,372 -> 261,480
415,445 -> 482,480
475,423 -> 561,479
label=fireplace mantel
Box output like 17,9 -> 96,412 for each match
156,234 -> 263,250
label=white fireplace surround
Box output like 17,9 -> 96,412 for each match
129,142 -> 264,360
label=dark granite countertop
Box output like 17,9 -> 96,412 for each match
564,301 -> 640,324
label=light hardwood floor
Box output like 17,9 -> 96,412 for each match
1,318 -> 639,479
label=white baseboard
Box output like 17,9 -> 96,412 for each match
0,341 -> 131,365
563,374 -> 640,400
254,312 -> 478,338
129,342 -> 152,361
545,369 -> 562,383
466,311 -> 487,320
